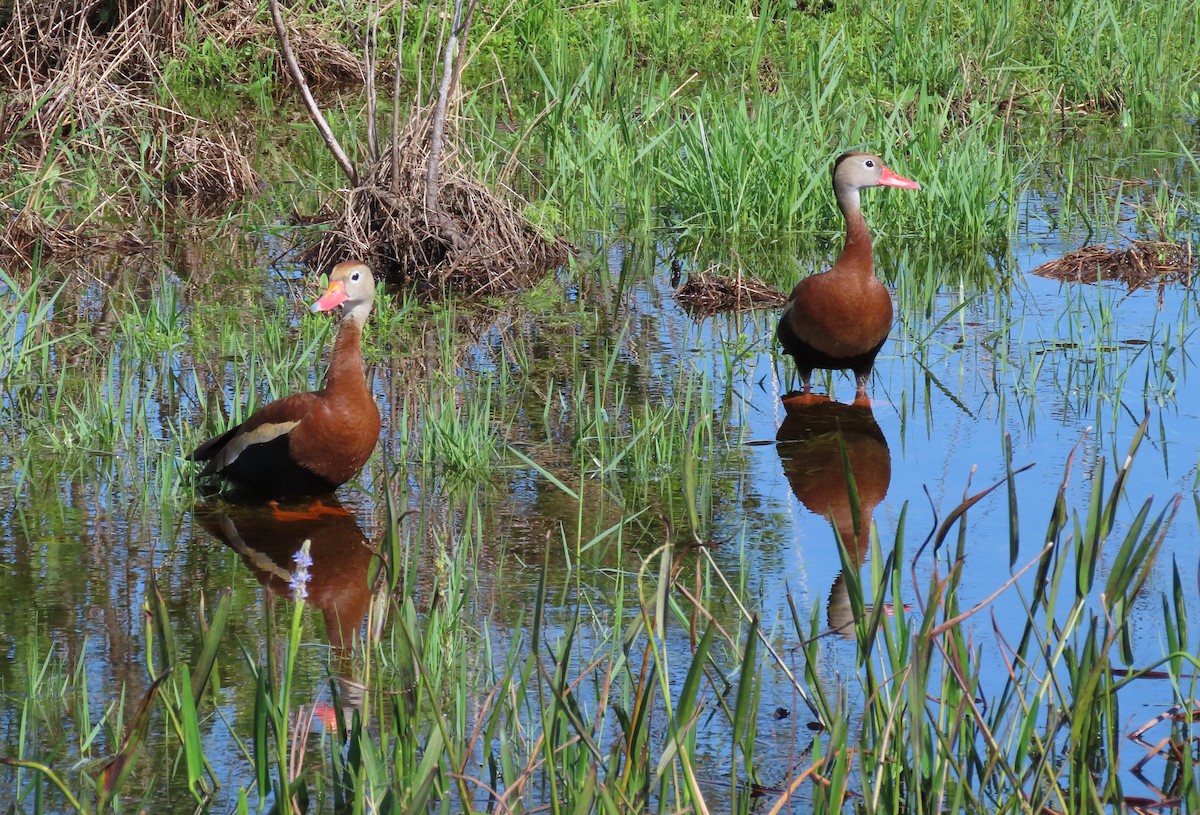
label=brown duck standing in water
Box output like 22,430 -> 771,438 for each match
189,260 -> 382,498
777,152 -> 920,399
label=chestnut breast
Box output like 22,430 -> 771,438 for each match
288,387 -> 380,485
785,269 -> 893,360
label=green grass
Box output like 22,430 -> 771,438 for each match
10,0 -> 1200,260
800,417 -> 1194,814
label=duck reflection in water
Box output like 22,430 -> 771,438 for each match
194,497 -> 378,723
776,393 -> 892,637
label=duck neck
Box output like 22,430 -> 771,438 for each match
835,187 -> 874,277
324,318 -> 366,395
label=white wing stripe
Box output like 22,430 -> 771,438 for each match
214,421 -> 300,470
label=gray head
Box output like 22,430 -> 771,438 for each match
310,260 -> 376,327
832,152 -> 920,211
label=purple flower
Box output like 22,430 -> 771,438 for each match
289,539 -> 313,601
293,546 -> 314,570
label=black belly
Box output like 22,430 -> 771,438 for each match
218,435 -> 341,498
777,319 -> 887,377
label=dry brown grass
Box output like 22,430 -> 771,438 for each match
303,113 -> 572,296
1031,240 -> 1195,287
192,0 -> 363,88
673,265 -> 787,315
0,0 -> 262,260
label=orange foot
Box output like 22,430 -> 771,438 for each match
782,391 -> 832,408
268,499 -> 351,522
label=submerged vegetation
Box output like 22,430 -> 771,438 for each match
2,0 -> 1200,813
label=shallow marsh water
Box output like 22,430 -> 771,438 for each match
2,125 -> 1200,812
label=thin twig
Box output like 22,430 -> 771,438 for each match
268,0 -> 359,186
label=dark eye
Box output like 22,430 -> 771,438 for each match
351,272 -> 361,281
865,159 -> 875,168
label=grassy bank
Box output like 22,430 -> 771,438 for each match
3,0 -> 1199,262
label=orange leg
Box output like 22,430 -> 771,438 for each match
268,499 -> 351,522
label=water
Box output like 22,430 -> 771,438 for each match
2,130 -> 1199,811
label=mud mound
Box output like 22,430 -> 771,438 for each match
1032,240 -> 1195,287
673,266 -> 787,315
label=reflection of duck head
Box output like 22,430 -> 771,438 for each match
194,498 -> 377,658
776,393 -> 891,637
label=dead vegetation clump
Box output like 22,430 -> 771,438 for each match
673,265 -> 787,315
303,115 -> 571,296
0,0 -> 262,260
1031,240 -> 1195,287
164,130 -> 260,201
268,0 -> 571,297
190,0 -> 362,88
0,0 -> 170,87
0,16 -> 163,162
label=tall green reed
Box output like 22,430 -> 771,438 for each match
790,417 -> 1192,813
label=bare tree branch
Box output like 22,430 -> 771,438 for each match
268,0 -> 359,187
447,0 -> 479,102
391,0 -> 408,193
364,0 -> 379,162
424,0 -> 467,251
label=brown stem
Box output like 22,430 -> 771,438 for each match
268,0 -> 359,187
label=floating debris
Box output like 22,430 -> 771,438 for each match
1031,240 -> 1195,287
673,266 -> 787,315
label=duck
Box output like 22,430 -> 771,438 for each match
189,260 -> 382,498
777,152 -> 919,399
